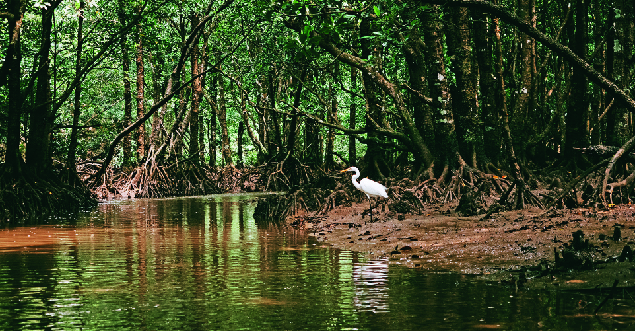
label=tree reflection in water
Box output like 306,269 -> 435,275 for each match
0,194 -> 633,330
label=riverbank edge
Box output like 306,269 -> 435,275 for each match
1,175 -> 97,223
290,201 -> 635,289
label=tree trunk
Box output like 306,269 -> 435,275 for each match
267,67 -> 282,157
564,0 -> 589,159
170,73 -> 189,159
473,11 -> 501,165
304,120 -> 321,165
445,6 -> 485,168
324,63 -> 339,171
589,2 -> 604,146
235,86 -> 249,169
510,0 -> 536,161
117,1 -> 134,169
285,67 -> 307,158
348,67 -> 358,166
3,0 -> 25,175
237,121 -> 244,168
604,6 -> 616,145
360,16 -> 387,178
189,14 -> 202,166
208,76 -> 218,167
255,91 -> 267,164
494,13 -> 523,187
198,33 -> 207,165
403,22 -> 435,159
67,0 -> 85,177
135,7 -> 147,164
561,64 -> 572,153
147,51 -> 164,154
617,0 -> 633,137
26,1 -> 61,175
217,76 -> 233,166
208,114 -> 217,167
423,5 -> 460,175
303,70 -> 321,166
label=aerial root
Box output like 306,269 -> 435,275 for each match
1,174 -> 96,221
261,157 -> 313,191
318,189 -> 351,215
85,160 -> 222,199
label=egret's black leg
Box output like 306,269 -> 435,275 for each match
368,198 -> 374,222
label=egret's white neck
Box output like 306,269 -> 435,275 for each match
350,170 -> 361,189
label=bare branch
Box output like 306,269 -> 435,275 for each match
0,12 -> 14,20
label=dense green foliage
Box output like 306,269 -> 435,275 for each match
1,0 -> 634,218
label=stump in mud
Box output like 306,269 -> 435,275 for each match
455,191 -> 480,216
554,230 -> 595,270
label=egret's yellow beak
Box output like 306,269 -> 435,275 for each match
340,168 -> 351,173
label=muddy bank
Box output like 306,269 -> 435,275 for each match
290,201 -> 635,286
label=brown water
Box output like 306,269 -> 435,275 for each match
0,194 -> 633,330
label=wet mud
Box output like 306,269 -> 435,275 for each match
290,201 -> 635,288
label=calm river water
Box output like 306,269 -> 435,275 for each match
0,194 -> 632,330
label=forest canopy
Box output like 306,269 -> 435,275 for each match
1,0 -> 634,220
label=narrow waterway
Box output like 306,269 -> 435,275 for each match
0,194 -> 632,330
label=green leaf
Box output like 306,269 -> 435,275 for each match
373,5 -> 380,17
302,24 -> 314,36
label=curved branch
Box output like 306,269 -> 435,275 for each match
601,136 -> 635,205
90,68 -> 215,185
0,12 -> 14,20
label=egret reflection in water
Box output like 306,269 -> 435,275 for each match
353,258 -> 390,313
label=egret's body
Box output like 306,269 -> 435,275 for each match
341,167 -> 388,221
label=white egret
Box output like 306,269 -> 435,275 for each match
340,167 -> 388,221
